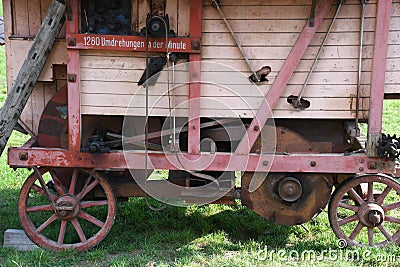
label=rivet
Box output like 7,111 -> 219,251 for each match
310,161 -> 316,167
254,126 -> 260,131
263,161 -> 268,166
19,152 -> 28,161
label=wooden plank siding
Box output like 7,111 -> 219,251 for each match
79,0 -> 400,119
4,0 -> 400,134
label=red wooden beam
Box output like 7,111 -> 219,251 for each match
368,0 -> 392,135
66,0 -> 81,151
234,0 -> 333,154
8,147 -> 396,175
188,0 -> 203,154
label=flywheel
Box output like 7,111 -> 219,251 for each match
241,125 -> 333,226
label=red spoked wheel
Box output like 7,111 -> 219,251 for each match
329,174 -> 400,247
18,167 -> 116,251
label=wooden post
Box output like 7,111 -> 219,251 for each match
0,0 -> 66,155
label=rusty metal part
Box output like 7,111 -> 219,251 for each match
308,0 -> 319,27
18,168 -> 116,251
242,172 -> 331,226
278,176 -> 303,202
149,0 -> 166,16
242,125 -> 334,226
329,174 -> 400,247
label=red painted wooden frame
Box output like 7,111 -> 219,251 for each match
368,0 -> 393,135
7,0 -> 397,177
187,0 -> 202,154
66,0 -> 81,152
7,145 -> 396,175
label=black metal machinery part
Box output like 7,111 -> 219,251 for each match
378,133 -> 400,161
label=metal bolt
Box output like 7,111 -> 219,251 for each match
19,152 -> 28,161
359,167 -> 364,172
263,161 -> 268,166
254,125 -> 260,131
191,41 -> 201,50
310,161 -> 316,167
359,158 -> 365,163
368,161 -> 377,169
68,74 -> 76,83
67,37 -> 76,46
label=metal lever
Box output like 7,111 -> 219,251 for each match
211,0 -> 259,81
293,0 -> 344,108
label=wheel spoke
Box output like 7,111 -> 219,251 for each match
385,216 -> 400,224
78,211 -> 105,228
34,168 -> 56,205
378,225 -> 393,241
37,214 -> 58,234
368,227 -> 374,246
69,168 -> 78,195
383,201 -> 400,212
367,182 -> 374,202
58,220 -> 67,244
71,218 -> 87,242
31,184 -> 57,201
81,200 -> 109,209
376,186 -> 392,205
26,204 -> 53,213
349,221 -> 364,240
348,188 -> 365,206
49,170 -> 66,196
77,178 -> 99,200
339,214 -> 358,226
338,201 -> 359,212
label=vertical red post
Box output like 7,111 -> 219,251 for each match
66,0 -> 81,151
188,0 -> 202,154
368,0 -> 392,136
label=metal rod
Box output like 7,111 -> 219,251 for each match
212,0 -> 259,81
356,0 -> 367,131
296,0 -> 344,103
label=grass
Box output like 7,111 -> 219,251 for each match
0,1 -> 400,265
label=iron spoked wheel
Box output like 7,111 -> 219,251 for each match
329,174 -> 400,247
18,167 -> 116,251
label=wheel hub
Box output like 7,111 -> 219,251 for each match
54,195 -> 80,219
358,203 -> 385,227
278,177 -> 303,202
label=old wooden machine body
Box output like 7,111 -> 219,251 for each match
1,0 -> 400,250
